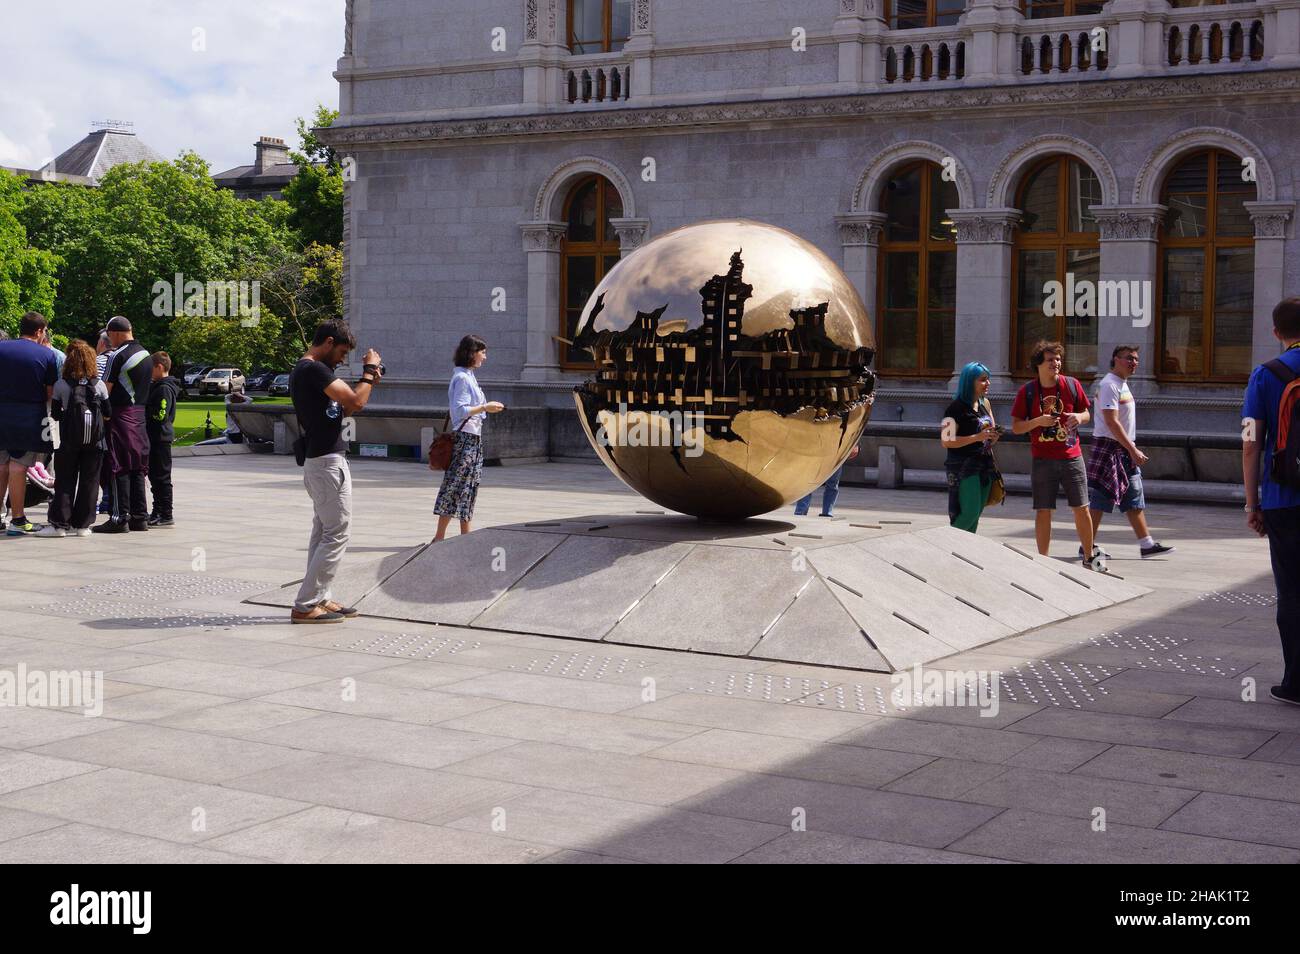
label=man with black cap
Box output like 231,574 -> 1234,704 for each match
94,316 -> 153,533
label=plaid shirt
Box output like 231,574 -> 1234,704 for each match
1086,436 -> 1130,506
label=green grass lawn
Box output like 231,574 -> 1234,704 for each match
173,396 -> 290,446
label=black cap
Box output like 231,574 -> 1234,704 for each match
106,316 -> 132,333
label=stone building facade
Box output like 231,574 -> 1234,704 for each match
321,0 -> 1300,439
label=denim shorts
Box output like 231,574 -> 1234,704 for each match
1030,455 -> 1088,510
1089,468 -> 1146,513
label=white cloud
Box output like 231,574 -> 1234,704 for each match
0,0 -> 345,174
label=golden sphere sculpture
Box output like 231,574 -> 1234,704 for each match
571,220 -> 877,520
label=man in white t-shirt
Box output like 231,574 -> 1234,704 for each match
1085,344 -> 1174,559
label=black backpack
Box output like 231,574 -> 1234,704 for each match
1264,357 -> 1300,488
61,381 -> 104,449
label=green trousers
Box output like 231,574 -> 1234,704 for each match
951,473 -> 991,533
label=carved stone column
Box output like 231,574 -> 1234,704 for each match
962,0 -> 1025,86
948,208 -> 1020,390
608,217 -> 650,251
1092,205 -> 1164,394
1246,200 -> 1296,367
835,212 -> 886,324
624,0 -> 655,97
519,220 -> 568,380
520,0 -> 565,106
833,0 -> 884,87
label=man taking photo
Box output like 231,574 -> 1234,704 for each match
288,319 -> 382,623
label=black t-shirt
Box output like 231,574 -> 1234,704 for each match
943,399 -> 994,462
105,342 -> 153,408
290,358 -> 346,457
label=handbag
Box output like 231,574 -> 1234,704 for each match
427,415 -> 467,471
981,398 -> 1006,506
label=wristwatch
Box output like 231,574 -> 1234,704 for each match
1244,504 -> 1262,512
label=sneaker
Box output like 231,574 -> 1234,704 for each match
35,525 -> 66,538
318,600 -> 359,618
1085,552 -> 1109,573
1078,545 -> 1111,559
73,527 -> 92,537
291,608 -> 346,624
1269,686 -> 1300,706
5,517 -> 37,536
151,517 -> 175,528
1140,542 -> 1175,558
128,517 -> 150,532
91,520 -> 129,534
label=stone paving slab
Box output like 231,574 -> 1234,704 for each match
203,805 -> 552,864
2,455 -> 1297,863
947,807 -> 1300,864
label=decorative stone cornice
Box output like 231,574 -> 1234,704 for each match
1245,200 -> 1295,239
318,70 -> 1300,150
608,216 -> 650,250
946,208 -> 1020,244
835,212 -> 887,246
1091,204 -> 1167,241
519,220 -> 567,252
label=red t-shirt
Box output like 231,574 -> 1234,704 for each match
1011,376 -> 1091,460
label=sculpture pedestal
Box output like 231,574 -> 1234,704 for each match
248,514 -> 1148,673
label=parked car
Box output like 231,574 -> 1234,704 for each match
247,369 -> 280,391
268,373 -> 290,397
198,368 -> 245,395
182,365 -> 213,388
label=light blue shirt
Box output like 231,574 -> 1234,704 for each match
449,367 -> 486,436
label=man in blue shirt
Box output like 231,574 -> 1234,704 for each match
1242,297 -> 1300,706
0,312 -> 58,535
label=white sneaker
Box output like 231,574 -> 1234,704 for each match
73,527 -> 92,537
1086,552 -> 1109,573
35,525 -> 66,538
1078,544 -> 1111,559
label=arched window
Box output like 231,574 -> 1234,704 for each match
1158,149 -> 1255,381
877,161 -> 959,374
887,0 -> 966,29
1021,0 -> 1104,17
560,175 -> 624,368
1011,156 -> 1103,376
568,0 -> 632,54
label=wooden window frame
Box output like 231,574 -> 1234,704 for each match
567,0 -> 630,54
1009,155 -> 1102,378
875,160 -> 958,377
559,174 -> 622,371
885,0 -> 968,30
1019,0 -> 1106,18
1156,149 -> 1255,384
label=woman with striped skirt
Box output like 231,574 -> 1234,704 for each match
433,334 -> 504,540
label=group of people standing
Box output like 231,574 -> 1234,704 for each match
941,338 -> 1173,570
0,312 -> 179,538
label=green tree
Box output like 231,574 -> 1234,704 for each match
20,153 -> 284,348
283,105 -> 343,248
256,241 -> 343,351
0,169 -> 62,337
168,307 -> 296,371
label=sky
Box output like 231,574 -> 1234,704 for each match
0,0 -> 345,175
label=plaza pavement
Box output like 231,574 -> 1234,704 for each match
1,453 -> 1297,864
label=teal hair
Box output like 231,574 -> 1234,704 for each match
955,362 -> 991,406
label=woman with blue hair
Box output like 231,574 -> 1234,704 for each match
940,362 -> 1002,532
